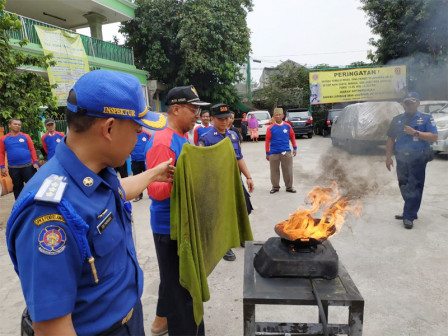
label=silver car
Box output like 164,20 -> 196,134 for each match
431,104 -> 448,153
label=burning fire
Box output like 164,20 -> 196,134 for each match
275,182 -> 362,241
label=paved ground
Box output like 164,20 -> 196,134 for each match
1,136 -> 448,335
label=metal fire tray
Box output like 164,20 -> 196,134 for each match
253,237 -> 338,279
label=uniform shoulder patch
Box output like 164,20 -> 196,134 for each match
33,214 -> 66,226
35,174 -> 68,204
38,225 -> 67,255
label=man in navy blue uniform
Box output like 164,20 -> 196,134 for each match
131,129 -> 152,202
386,92 -> 438,229
6,70 -> 173,335
199,103 -> 254,261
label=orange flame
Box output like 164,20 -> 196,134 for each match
275,182 -> 362,241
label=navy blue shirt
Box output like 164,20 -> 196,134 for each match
6,140 -> 143,335
387,111 -> 438,153
198,127 -> 243,160
131,130 -> 151,162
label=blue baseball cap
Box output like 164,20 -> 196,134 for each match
66,70 -> 166,130
403,92 -> 420,102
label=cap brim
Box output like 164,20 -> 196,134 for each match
213,113 -> 232,119
403,98 -> 418,103
191,100 -> 210,106
135,111 -> 167,130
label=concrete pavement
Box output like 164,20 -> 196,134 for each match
1,136 -> 448,335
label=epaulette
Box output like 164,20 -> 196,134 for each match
34,174 -> 68,205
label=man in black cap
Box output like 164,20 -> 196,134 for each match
199,103 -> 254,261
146,85 -> 209,336
386,92 -> 438,229
41,118 -> 65,160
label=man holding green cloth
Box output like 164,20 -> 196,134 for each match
199,103 -> 254,261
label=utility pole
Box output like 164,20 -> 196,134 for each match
247,57 -> 261,104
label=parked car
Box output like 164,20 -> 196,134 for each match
419,100 -> 448,113
323,109 -> 343,137
431,103 -> 448,154
331,102 -> 404,153
284,108 -> 313,138
246,110 -> 271,138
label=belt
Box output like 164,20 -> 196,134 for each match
96,307 -> 134,336
397,149 -> 425,156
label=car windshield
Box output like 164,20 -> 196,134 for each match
250,112 -> 270,121
287,111 -> 308,118
434,104 -> 448,113
328,110 -> 342,119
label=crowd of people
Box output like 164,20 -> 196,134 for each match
1,68 -> 438,336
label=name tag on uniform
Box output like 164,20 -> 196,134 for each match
97,212 -> 114,234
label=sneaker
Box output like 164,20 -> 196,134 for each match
270,188 -> 279,194
403,219 -> 413,229
223,249 -> 236,261
286,188 -> 297,193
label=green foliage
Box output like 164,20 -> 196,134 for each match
361,0 -> 448,98
347,61 -> 374,68
120,0 -> 253,105
0,0 -> 58,135
252,61 -> 310,111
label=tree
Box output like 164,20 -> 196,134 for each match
361,0 -> 448,98
252,61 -> 310,111
0,0 -> 57,134
120,0 -> 253,104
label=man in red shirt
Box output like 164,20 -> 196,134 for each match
41,118 -> 65,160
193,110 -> 212,145
0,118 -> 39,199
146,85 -> 209,336
265,108 -> 297,194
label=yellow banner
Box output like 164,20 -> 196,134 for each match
309,66 -> 407,105
35,26 -> 90,106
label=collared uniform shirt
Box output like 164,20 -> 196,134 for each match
0,132 -> 38,168
198,127 -> 243,159
41,131 -> 65,160
6,140 -> 143,335
131,130 -> 152,162
387,111 -> 438,153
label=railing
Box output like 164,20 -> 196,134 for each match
5,11 -> 134,66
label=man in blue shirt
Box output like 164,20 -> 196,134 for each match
0,118 -> 39,199
199,103 -> 254,261
386,92 -> 438,229
41,118 -> 65,160
265,108 -> 297,194
131,129 -> 152,202
6,70 -> 173,335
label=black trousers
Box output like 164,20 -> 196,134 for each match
131,161 -> 146,198
153,233 -> 205,336
115,162 -> 128,178
9,165 -> 35,199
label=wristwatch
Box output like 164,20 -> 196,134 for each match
413,131 -> 419,138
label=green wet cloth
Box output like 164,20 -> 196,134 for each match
170,137 -> 253,326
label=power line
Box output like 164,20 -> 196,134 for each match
255,50 -> 369,58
